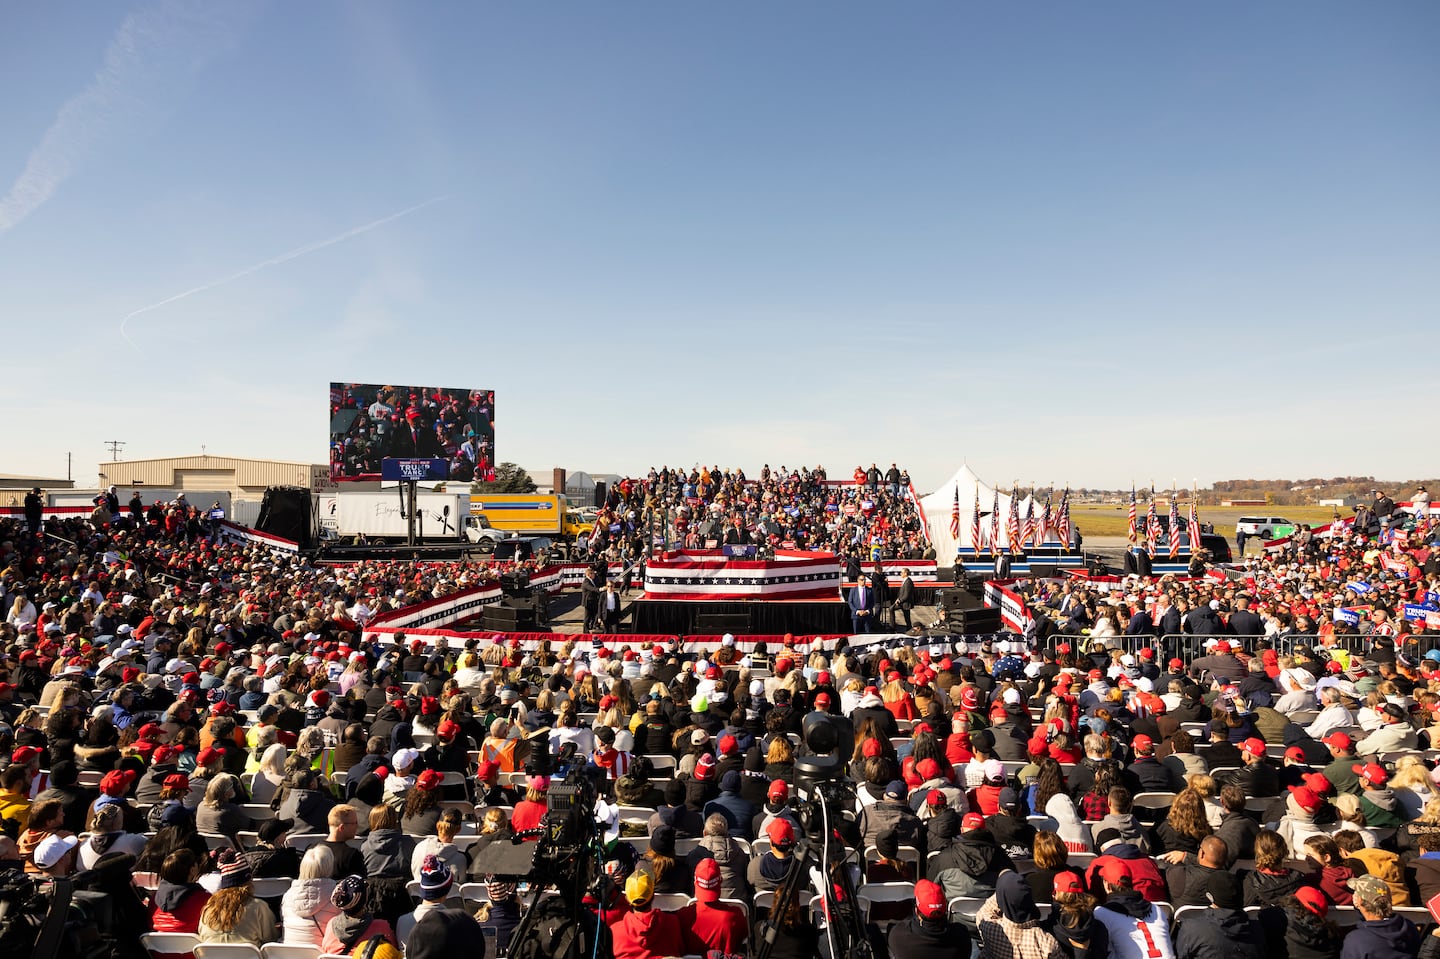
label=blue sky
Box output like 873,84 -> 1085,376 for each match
2,2 -> 1437,493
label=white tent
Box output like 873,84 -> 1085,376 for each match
918,465 -> 1070,561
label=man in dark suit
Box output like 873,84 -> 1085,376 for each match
391,411 -> 441,458
869,563 -> 891,628
894,570 -> 916,629
1126,604 -> 1156,638
848,575 -> 875,634
1226,596 -> 1263,638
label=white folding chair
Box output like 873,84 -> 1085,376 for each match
194,944 -> 264,959
857,881 -> 915,923
252,877 -> 291,899
461,881 -> 491,903
262,946 -> 321,959
141,932 -> 201,958
286,833 -> 327,851
653,892 -> 691,912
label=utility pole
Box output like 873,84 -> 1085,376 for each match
105,439 -> 126,461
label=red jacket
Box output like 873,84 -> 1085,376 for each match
608,905 -> 685,959
1086,853 -> 1167,902
149,883 -> 210,958
680,901 -> 748,956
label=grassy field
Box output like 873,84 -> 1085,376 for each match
1069,504 -> 1348,540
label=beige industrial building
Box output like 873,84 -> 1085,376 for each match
96,456 -> 329,517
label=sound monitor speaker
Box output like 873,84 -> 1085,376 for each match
1030,564 -> 1060,579
957,607 -> 1002,633
256,486 -> 312,547
594,482 -> 607,508
482,605 -> 535,630
696,612 -> 751,633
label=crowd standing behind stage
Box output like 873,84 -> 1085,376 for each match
0,488 -> 1438,959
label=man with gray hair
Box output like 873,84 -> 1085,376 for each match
1305,687 -> 1354,740
1341,874 -> 1419,959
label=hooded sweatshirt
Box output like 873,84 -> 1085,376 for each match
1093,889 -> 1172,959
362,828 -> 415,879
1359,788 -> 1406,829
608,904 -> 684,959
1242,867 -> 1309,908
1256,905 -> 1342,959
1340,914 -> 1421,959
280,876 -> 340,947
149,880 -> 210,933
1174,906 -> 1265,959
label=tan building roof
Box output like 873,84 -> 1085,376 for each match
98,456 -> 324,497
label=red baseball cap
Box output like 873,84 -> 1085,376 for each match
1284,746 -> 1307,764
927,789 -> 948,808
1097,859 -> 1130,886
1087,669 -> 1103,681
1056,643 -> 1071,654
1132,734 -> 1154,754
914,879 -> 947,919
862,738 -> 883,758
1168,658 -> 1184,670
437,720 -> 461,741
916,758 -> 940,782
718,734 -> 737,755
1138,648 -> 1155,660
416,769 -> 444,791
1321,731 -> 1353,751
10,746 -> 40,765
1288,785 -> 1323,814
961,812 -> 985,830
1352,763 -> 1389,787
814,692 -> 831,708
1294,885 -> 1328,917
1213,641 -> 1231,654
1240,737 -> 1267,758
196,746 -> 223,766
766,817 -> 796,849
693,857 -> 722,901
1053,871 -> 1084,896
768,780 -> 789,802
1302,772 -> 1332,795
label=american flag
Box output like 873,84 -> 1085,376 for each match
972,484 -> 983,555
1146,491 -> 1161,556
990,488 -> 1000,556
1037,490 -> 1053,546
1168,492 -> 1181,559
1127,485 -> 1138,544
1008,487 -> 1022,554
1022,497 -> 1036,547
949,485 -> 960,539
1055,487 -> 1072,546
1188,494 -> 1203,555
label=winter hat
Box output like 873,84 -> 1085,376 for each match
418,855 -> 454,900
216,848 -> 252,889
332,874 -> 368,913
884,780 -> 908,801
695,754 -> 717,781
650,824 -> 677,857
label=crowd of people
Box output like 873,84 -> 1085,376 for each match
0,482 -> 1438,959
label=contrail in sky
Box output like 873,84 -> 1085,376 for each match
119,195 -> 447,352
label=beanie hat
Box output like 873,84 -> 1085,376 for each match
216,848 -> 252,889
418,855 -> 454,900
332,874 -> 368,913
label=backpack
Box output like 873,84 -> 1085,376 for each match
506,894 -> 589,959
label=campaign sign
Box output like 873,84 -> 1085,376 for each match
1427,590 -> 1440,606
381,458 -> 450,482
1404,604 -> 1431,622
1347,581 -> 1373,594
1428,610 -> 1440,630
1333,608 -> 1361,626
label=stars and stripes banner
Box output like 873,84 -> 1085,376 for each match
1168,494 -> 1181,559
642,549 -> 842,601
949,485 -> 961,539
1056,488 -> 1072,546
1037,491 -> 1052,546
1022,497 -> 1036,547
1127,485 -> 1138,545
1187,495 -> 1202,553
972,484 -> 984,555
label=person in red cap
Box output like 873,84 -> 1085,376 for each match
886,877 -> 972,959
1092,857 -> 1175,957
747,816 -> 797,893
1318,731 -> 1361,796
1126,733 -> 1184,794
927,807 -> 1014,898
678,857 -> 748,955
1189,634 -> 1245,684
1231,737 -> 1280,798
1352,762 -> 1405,829
1270,884 -> 1344,959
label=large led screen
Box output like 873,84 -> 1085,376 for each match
329,383 -> 495,482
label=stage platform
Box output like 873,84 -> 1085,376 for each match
629,597 -> 853,635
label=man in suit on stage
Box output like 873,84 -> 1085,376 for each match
848,574 -> 875,634
893,569 -> 916,630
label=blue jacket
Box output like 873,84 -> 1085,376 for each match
1340,915 -> 1420,959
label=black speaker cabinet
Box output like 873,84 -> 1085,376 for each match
696,612 -> 751,633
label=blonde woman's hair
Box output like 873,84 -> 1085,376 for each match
1391,755 -> 1432,792
202,774 -> 236,808
1185,773 -> 1216,799
480,807 -> 508,835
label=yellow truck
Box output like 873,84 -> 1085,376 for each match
467,493 -> 593,542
